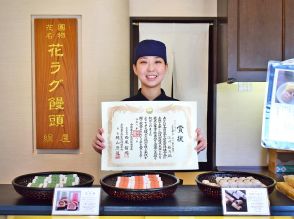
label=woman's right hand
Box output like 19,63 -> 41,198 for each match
92,128 -> 105,154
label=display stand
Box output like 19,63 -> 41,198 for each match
268,149 -> 294,173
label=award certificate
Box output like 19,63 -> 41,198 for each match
101,101 -> 198,170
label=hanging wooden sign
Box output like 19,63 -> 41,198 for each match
34,18 -> 79,149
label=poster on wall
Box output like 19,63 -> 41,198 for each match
261,59 -> 294,151
33,16 -> 80,150
101,101 -> 198,170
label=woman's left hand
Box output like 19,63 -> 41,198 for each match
195,128 -> 207,153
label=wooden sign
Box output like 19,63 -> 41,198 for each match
34,18 -> 79,149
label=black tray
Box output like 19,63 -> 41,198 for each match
195,171 -> 276,198
100,171 -> 180,201
12,171 -> 94,201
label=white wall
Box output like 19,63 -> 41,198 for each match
216,83 -> 268,166
129,0 -> 217,17
130,0 -> 217,138
0,0 -> 129,183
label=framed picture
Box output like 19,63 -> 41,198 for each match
262,59 -> 294,150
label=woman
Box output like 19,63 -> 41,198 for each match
92,39 -> 207,154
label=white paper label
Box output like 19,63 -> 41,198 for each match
221,188 -> 270,216
52,187 -> 100,215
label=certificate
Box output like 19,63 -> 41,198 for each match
101,101 -> 198,170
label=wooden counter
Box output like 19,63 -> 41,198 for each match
0,184 -> 293,216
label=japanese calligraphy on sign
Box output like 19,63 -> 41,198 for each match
34,18 -> 79,149
101,101 -> 198,170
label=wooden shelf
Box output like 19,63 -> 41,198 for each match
268,149 -> 294,173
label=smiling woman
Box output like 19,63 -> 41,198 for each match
92,39 -> 207,158
134,56 -> 167,95
129,19 -> 218,170
129,39 -> 171,101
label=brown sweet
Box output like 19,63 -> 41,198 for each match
283,175 -> 294,187
276,182 -> 294,201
